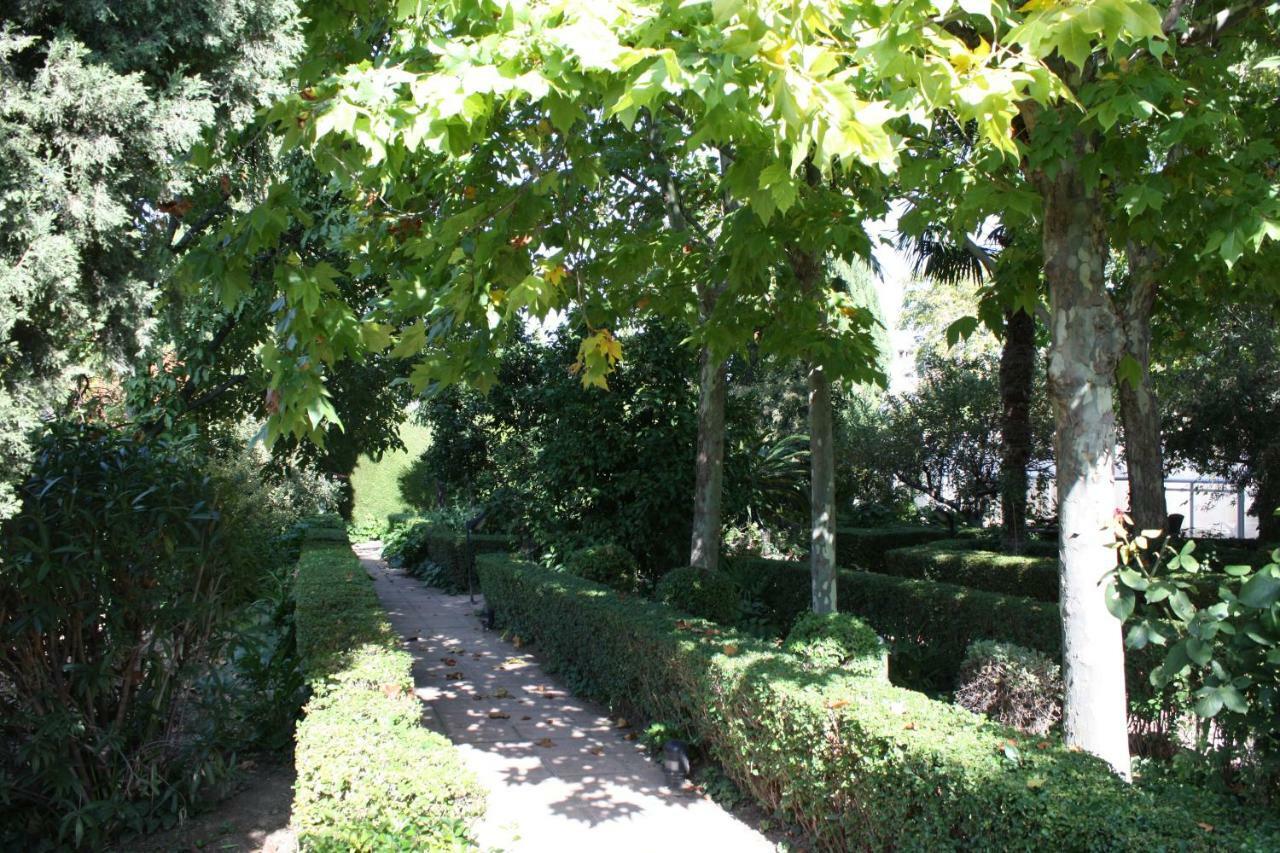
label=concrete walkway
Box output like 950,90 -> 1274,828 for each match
355,542 -> 774,853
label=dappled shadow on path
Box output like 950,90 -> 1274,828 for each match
356,541 -> 772,851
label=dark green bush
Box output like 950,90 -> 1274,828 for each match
880,541 -> 1059,602
835,525 -> 952,568
784,612 -> 887,678
0,425 -> 240,848
655,566 -> 741,624
728,556 -> 1061,691
563,543 -> 644,593
477,555 -> 1280,850
956,640 -> 1063,736
383,520 -> 516,593
293,537 -> 484,850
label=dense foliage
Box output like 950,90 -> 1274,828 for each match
0,0 -> 300,517
562,544 -> 644,594
783,612 -> 887,677
1110,534 -> 1280,798
879,540 -> 1060,603
654,567 -> 742,625
0,423 -> 318,847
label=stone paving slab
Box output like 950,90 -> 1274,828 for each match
355,542 -> 775,853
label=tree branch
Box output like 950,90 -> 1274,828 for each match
1180,0 -> 1270,44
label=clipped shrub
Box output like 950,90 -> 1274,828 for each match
563,543 -> 643,593
784,612 -> 887,678
655,566 -> 741,624
835,525 -> 951,568
729,556 -> 1061,689
383,520 -> 516,593
293,535 -> 484,850
956,640 -> 1063,736
880,541 -> 1059,602
477,555 -> 1280,850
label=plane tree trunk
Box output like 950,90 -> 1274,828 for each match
1039,137 -> 1132,779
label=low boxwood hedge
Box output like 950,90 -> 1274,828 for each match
835,525 -> 953,568
476,554 -> 1277,850
880,541 -> 1060,603
384,520 -> 517,593
727,556 -> 1062,689
293,538 -> 484,850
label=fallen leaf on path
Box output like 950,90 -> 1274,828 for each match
614,718 -> 629,728
589,746 -> 604,756
489,711 -> 510,719
442,658 -> 457,666
446,671 -> 464,681
625,732 -> 638,741
521,716 -> 532,721
535,738 -> 554,748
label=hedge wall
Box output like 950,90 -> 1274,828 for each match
835,525 -> 953,568
389,522 -> 518,593
727,556 -> 1061,686
293,535 -> 484,850
879,541 -> 1060,603
428,529 -> 518,592
477,555 -> 1277,850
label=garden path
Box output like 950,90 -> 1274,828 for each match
356,542 -> 775,853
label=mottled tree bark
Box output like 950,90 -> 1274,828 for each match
1000,308 -> 1037,554
1256,448 -> 1280,542
689,348 -> 727,571
1040,143 -> 1132,779
808,362 -> 837,614
1117,253 -> 1167,536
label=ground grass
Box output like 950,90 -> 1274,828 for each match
348,420 -> 430,536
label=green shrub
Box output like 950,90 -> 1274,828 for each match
383,520 -> 516,593
563,543 -> 644,593
835,525 -> 952,568
729,556 -> 1061,688
0,424 -> 240,847
293,536 -> 484,850
880,541 -> 1059,602
956,640 -> 1063,736
655,566 -> 741,624
477,555 -> 1280,850
784,612 -> 887,678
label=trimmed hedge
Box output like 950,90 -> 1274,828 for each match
835,525 -> 952,568
293,537 -> 484,850
477,555 -> 1278,850
384,520 -> 517,593
784,612 -> 887,677
655,566 -> 742,623
728,556 -> 1062,689
880,541 -> 1060,603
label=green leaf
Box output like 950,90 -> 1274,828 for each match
1169,590 -> 1196,622
945,316 -> 980,349
1239,570 -> 1280,609
1193,689 -> 1223,718
1185,637 -> 1212,666
1116,354 -> 1143,389
1104,582 -> 1135,621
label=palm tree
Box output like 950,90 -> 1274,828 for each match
899,223 -> 1039,554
